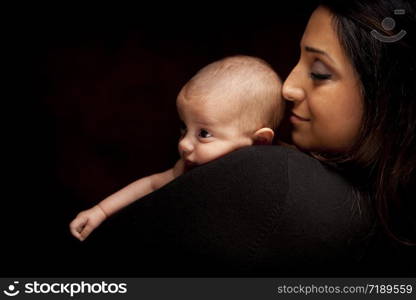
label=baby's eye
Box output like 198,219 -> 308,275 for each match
198,129 -> 212,138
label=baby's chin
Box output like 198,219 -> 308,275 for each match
184,160 -> 200,172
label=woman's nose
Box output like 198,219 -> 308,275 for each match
282,69 -> 306,102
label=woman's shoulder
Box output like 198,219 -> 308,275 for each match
223,144 -> 319,164
108,145 -> 378,274
205,145 -> 374,232
224,145 -> 353,185
221,146 -> 376,272
220,145 -> 347,186
229,145 -> 373,226
222,145 -> 371,221
215,144 -> 313,172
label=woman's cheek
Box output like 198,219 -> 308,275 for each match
306,85 -> 362,151
292,115 -> 330,152
310,108 -> 362,152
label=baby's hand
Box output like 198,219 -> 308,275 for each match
69,205 -> 107,241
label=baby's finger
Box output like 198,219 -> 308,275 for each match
70,218 -> 87,239
80,224 -> 94,241
69,224 -> 83,240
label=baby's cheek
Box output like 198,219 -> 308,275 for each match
196,145 -> 215,163
196,144 -> 223,164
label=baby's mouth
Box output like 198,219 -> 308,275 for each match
184,159 -> 198,170
185,159 -> 197,166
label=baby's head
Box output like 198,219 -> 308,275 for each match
177,55 -> 283,168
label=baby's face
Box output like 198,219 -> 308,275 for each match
177,97 -> 253,168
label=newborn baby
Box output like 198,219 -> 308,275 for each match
70,55 -> 284,241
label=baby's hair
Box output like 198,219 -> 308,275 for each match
179,55 -> 284,133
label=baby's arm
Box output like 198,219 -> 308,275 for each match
69,159 -> 185,241
99,158 -> 185,215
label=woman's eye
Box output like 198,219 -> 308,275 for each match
310,60 -> 332,81
310,72 -> 332,80
198,129 -> 212,138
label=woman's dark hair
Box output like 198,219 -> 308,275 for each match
318,0 -> 416,244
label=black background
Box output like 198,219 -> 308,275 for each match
4,2 -> 324,276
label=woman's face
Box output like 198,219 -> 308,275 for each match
282,6 -> 363,153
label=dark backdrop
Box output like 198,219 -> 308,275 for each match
4,3 -> 318,276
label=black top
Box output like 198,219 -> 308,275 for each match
90,146 -> 415,276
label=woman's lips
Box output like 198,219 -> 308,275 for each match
290,112 -> 311,122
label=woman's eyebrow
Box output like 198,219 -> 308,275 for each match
304,46 -> 335,63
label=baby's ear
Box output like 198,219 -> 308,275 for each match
253,128 -> 274,145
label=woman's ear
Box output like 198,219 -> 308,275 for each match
253,128 -> 274,145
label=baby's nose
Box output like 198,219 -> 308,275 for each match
178,137 -> 194,155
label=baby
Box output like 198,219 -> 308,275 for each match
70,55 -> 284,241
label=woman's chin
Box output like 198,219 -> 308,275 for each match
291,133 -> 314,152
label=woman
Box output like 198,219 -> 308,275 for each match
90,0 -> 415,275
283,0 -> 416,247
